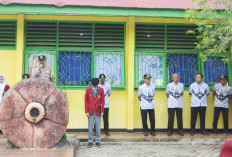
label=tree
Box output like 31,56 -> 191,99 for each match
186,0 -> 232,61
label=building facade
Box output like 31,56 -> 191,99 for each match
0,1 -> 231,132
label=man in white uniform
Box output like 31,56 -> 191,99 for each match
189,73 -> 210,136
213,75 -> 232,135
166,73 -> 184,136
138,74 -> 156,136
98,74 -> 111,136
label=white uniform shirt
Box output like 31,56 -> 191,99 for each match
98,82 -> 111,108
138,83 -> 155,110
213,83 -> 232,108
166,82 -> 184,108
189,82 -> 210,107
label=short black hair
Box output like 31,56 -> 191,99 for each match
196,73 -> 203,78
91,78 -> 99,86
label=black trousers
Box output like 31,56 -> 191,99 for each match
141,109 -> 155,132
103,108 -> 109,132
168,108 -> 183,132
213,107 -> 228,131
191,107 -> 206,130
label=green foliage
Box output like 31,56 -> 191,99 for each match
186,0 -> 232,58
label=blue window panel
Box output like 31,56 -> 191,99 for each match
168,54 -> 198,86
58,51 -> 92,83
204,57 -> 228,85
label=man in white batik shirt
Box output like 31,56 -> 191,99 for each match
138,74 -> 156,136
213,75 -> 232,135
98,74 -> 111,136
189,73 -> 210,136
166,73 -> 184,136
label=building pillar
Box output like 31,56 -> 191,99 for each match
15,13 -> 25,82
126,17 -> 135,132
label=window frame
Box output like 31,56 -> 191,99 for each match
134,22 -> 231,90
23,20 -> 126,90
134,50 -> 167,89
0,20 -> 17,50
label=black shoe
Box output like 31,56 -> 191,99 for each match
144,132 -> 148,136
167,131 -> 173,136
213,129 -> 218,135
200,129 -> 209,135
178,130 -> 184,136
190,130 -> 195,136
224,131 -> 229,135
87,143 -> 93,148
96,143 -> 101,148
151,132 -> 156,136
105,131 -> 111,136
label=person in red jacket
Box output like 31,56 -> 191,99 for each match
85,78 -> 105,148
0,75 -> 10,103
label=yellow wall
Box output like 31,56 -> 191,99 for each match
1,14 -> 231,131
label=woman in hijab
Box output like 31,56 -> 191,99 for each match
0,75 -> 10,103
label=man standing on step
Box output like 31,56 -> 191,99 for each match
213,75 -> 232,135
166,73 -> 184,136
138,74 -> 156,136
85,78 -> 105,148
98,74 -> 111,136
189,73 -> 210,136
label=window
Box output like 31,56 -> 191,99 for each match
24,21 -> 126,88
95,51 -> 125,87
0,21 -> 16,50
58,51 -> 92,87
168,53 -> 198,86
135,24 -> 199,88
135,23 -> 231,89
135,52 -> 165,88
204,57 -> 229,86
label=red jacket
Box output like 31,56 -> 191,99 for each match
85,86 -> 105,116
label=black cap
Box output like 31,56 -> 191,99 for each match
220,75 -> 227,80
38,55 -> 46,61
144,73 -> 152,79
91,78 -> 99,86
99,74 -> 106,79
22,74 -> 30,79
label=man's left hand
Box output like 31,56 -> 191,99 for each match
101,112 -> 104,117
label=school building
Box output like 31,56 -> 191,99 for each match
0,0 -> 231,132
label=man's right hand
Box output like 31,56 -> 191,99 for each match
86,112 -> 90,117
38,64 -> 43,69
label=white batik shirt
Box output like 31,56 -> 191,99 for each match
166,82 -> 184,108
213,83 -> 232,108
98,82 -> 111,108
189,82 -> 210,107
138,83 -> 155,110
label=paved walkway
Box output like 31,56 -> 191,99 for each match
0,132 -> 231,157
76,142 -> 222,157
74,132 -> 230,157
